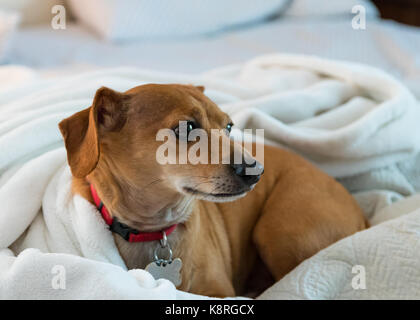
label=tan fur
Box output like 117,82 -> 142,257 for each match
60,84 -> 367,297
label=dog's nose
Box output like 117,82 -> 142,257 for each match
231,160 -> 264,186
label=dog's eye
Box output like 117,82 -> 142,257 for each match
174,121 -> 197,139
226,123 -> 233,134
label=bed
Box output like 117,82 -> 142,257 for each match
2,0 -> 420,300
2,2 -> 418,96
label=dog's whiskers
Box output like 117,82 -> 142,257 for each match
140,178 -> 167,192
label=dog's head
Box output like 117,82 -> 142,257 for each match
59,84 -> 263,206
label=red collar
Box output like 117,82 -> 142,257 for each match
90,184 -> 177,242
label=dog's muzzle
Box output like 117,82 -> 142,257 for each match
230,160 -> 264,186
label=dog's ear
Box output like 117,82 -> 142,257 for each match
93,86 -> 128,132
59,107 -> 99,178
59,87 -> 127,178
195,85 -> 205,92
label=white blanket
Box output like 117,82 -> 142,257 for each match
1,54 -> 420,299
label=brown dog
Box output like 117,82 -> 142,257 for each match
59,84 -> 367,297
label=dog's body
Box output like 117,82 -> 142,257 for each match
61,84 -> 367,297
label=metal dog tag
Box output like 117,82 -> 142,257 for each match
145,258 -> 182,287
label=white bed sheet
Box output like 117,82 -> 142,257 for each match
7,18 -> 420,97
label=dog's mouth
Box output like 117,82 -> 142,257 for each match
182,187 -> 247,200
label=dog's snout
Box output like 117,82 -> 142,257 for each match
231,160 -> 264,186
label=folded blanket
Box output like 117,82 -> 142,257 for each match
1,54 -> 420,299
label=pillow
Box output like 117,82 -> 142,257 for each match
67,0 -> 289,41
0,10 -> 20,62
0,0 -> 64,26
